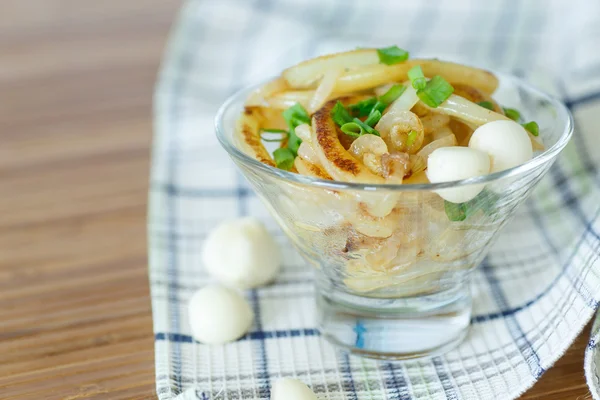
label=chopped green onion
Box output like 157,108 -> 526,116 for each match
262,128 -> 288,134
376,45 -> 409,65
522,121 -> 539,136
291,116 -> 309,126
287,131 -> 302,154
273,148 -> 295,171
364,110 -> 382,127
406,130 -> 418,147
282,103 -> 310,154
348,97 -> 377,117
477,101 -> 494,110
340,122 -> 364,137
261,129 -> 288,142
475,190 -> 501,215
371,100 -> 387,114
417,75 -> 454,108
347,85 -> 406,118
353,118 -> 380,136
444,190 -> 501,221
331,101 -> 353,126
262,138 -> 287,143
283,103 -> 310,126
379,84 -> 407,105
503,107 -> 521,121
407,66 -> 427,90
444,201 -> 467,222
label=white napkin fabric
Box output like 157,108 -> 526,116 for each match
150,0 -> 600,398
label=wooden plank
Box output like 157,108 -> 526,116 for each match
0,1 -> 174,398
0,0 -> 593,398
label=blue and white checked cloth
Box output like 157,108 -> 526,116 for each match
150,0 -> 600,398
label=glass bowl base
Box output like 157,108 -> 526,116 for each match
316,284 -> 472,360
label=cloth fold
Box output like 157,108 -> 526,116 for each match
150,0 -> 600,398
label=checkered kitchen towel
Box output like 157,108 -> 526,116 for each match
150,0 -> 600,398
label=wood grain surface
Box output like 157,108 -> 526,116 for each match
0,1 -> 593,399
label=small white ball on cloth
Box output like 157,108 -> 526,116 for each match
469,120 -> 533,173
426,146 -> 491,203
187,284 -> 253,344
202,217 -> 281,288
271,378 -> 318,400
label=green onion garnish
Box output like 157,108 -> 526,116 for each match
379,84 -> 407,105
347,85 -> 406,119
371,101 -> 387,114
444,201 -> 467,222
340,122 -> 364,137
503,107 -> 521,121
287,131 -> 302,154
348,97 -> 377,117
333,102 -> 380,137
283,103 -> 310,126
407,66 -> 427,90
477,190 -> 501,215
444,190 -> 501,221
282,103 -> 311,154
364,110 -> 382,127
273,148 -> 295,171
261,129 -> 289,142
406,130 -> 418,147
417,75 -> 454,108
376,45 -> 409,65
368,85 -> 407,117
353,118 -> 380,136
262,128 -> 288,134
262,138 -> 287,142
330,101 -> 353,126
522,121 -> 539,136
477,101 -> 494,110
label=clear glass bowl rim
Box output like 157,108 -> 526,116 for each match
215,71 -> 574,192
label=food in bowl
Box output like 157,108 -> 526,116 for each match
237,46 -> 543,182
232,46 -> 546,293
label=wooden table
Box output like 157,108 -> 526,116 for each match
0,1 -> 592,398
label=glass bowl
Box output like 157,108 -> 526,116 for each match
215,71 -> 573,360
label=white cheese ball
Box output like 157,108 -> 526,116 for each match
426,147 -> 491,203
202,217 -> 281,288
469,120 -> 533,173
188,284 -> 253,344
271,378 -> 318,400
